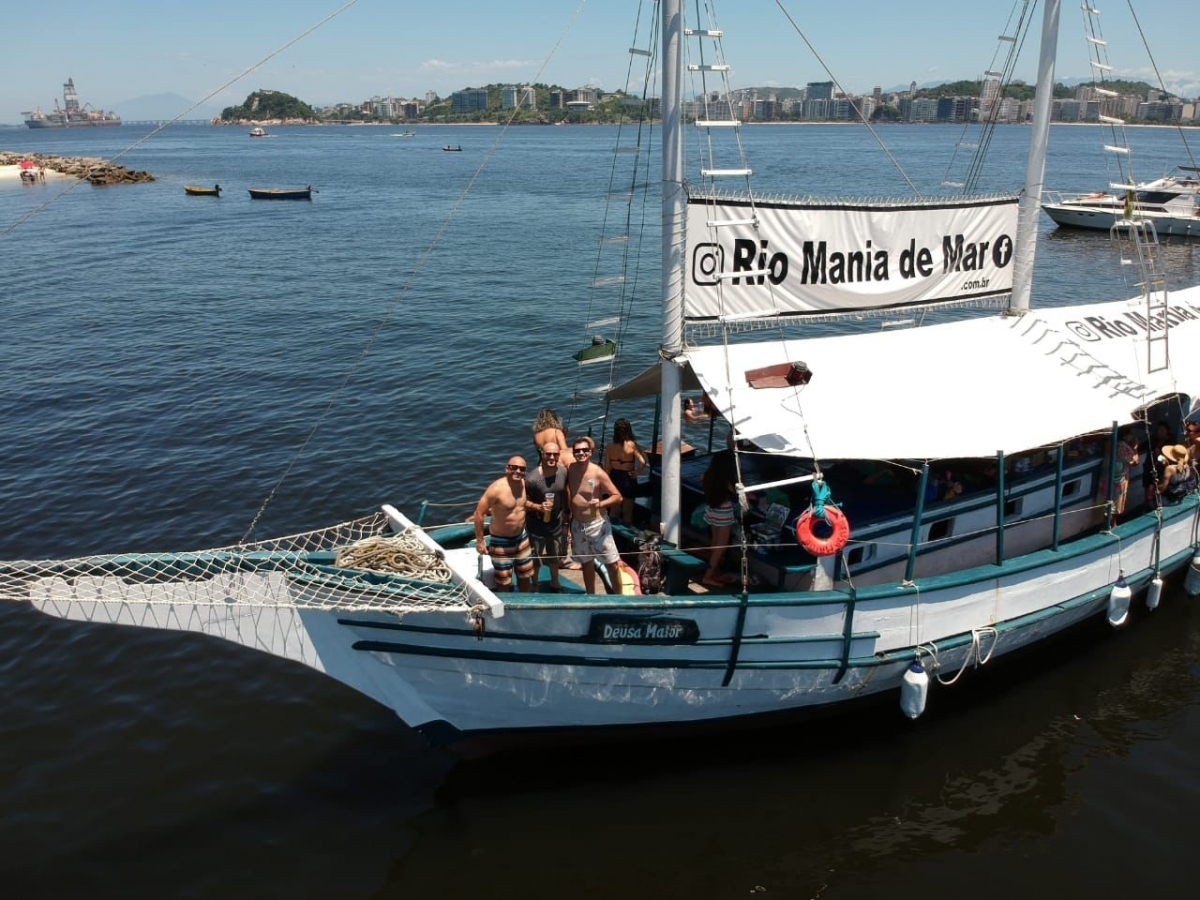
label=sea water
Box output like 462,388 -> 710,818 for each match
0,123 -> 1198,898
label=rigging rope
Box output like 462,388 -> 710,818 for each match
245,0 -> 589,540
1124,0 -> 1198,173
769,0 -> 921,197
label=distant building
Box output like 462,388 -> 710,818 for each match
806,81 -> 834,102
996,97 -> 1022,123
501,85 -> 536,110
1054,98 -> 1082,122
752,98 -> 778,120
1137,100 -> 1182,121
830,98 -> 855,120
568,87 -> 600,105
451,89 -> 489,113
910,97 -> 938,122
980,76 -> 1001,119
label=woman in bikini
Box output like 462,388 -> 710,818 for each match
603,418 -> 647,525
701,450 -> 738,586
532,408 -> 569,463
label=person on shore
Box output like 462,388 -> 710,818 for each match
472,456 -> 536,593
603,418 -> 647,526
566,437 -> 623,594
524,442 -> 568,592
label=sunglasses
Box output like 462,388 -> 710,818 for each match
506,464 -> 527,473
573,448 -> 591,456
543,452 -> 560,458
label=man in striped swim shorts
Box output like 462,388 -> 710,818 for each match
473,455 -> 536,592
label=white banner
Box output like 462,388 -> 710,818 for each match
684,195 -> 1020,320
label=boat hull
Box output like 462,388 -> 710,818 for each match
1042,202 -> 1200,237
23,118 -> 122,129
248,188 -> 312,200
25,497 -> 1199,749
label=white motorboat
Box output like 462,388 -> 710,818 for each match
1042,167 -> 1200,237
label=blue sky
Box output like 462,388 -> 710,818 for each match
4,0 -> 1196,125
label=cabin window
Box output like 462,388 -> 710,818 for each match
846,544 -> 875,566
1004,498 -> 1023,519
1062,479 -> 1081,498
928,519 -> 953,542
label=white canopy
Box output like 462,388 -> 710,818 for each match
611,286 -> 1200,460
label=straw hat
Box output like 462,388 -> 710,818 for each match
1162,444 -> 1189,465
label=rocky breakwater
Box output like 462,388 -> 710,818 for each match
0,150 -> 154,185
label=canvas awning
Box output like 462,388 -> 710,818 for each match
609,286 -> 1200,460
605,360 -> 702,401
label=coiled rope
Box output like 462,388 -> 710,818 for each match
334,534 -> 453,582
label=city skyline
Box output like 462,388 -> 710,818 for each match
4,0 -> 1197,127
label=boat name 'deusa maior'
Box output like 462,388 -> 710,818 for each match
587,615 -> 700,644
722,234 -> 1015,286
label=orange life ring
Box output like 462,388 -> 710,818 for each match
795,507 -> 850,556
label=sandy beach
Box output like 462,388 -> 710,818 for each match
0,163 -> 68,181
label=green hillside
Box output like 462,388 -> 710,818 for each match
219,90 -> 318,122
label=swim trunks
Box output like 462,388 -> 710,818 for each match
528,527 -> 565,564
487,530 -> 535,588
570,515 -> 620,566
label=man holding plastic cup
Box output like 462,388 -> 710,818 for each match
524,442 -> 569,592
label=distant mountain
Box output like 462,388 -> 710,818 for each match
114,92 -> 223,122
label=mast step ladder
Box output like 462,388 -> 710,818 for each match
1111,218 -> 1169,372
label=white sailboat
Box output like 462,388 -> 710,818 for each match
6,0 -> 1200,754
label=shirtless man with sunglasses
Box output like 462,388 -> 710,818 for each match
473,456 -> 536,593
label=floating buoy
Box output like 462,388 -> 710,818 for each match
573,335 -> 617,365
795,506 -> 850,556
1185,551 -> 1200,597
1107,573 -> 1131,627
1145,575 -> 1163,611
900,661 -> 929,719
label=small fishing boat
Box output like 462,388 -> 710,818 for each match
183,184 -> 221,196
247,186 -> 314,201
249,127 -> 268,138
442,145 -> 462,152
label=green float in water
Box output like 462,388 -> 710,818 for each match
573,335 -> 616,365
